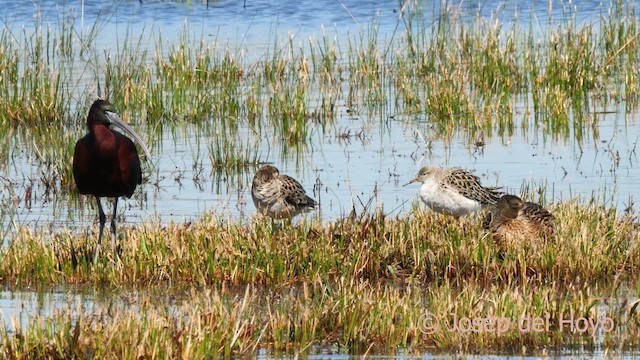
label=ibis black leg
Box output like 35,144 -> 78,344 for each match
93,196 -> 106,265
110,197 -> 118,255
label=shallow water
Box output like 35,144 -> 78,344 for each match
0,287 -> 94,333
3,98 -> 637,239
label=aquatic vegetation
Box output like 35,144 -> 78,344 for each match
1,280 -> 638,357
2,1 -> 639,155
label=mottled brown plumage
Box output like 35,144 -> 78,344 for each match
251,165 -> 317,220
483,194 -> 555,249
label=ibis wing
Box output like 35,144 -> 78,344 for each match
72,136 -> 93,194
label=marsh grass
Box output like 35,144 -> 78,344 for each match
0,266 -> 637,356
392,1 -> 640,141
1,197 -> 638,287
1,185 -> 639,354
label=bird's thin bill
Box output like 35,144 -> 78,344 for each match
106,112 -> 152,160
403,178 -> 418,187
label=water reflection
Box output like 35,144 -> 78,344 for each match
4,103 -> 636,241
0,288 -> 93,332
0,284 -> 638,358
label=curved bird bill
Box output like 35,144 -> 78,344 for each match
106,111 -> 153,161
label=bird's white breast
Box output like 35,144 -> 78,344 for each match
419,178 -> 482,217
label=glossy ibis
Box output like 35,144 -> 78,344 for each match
73,100 -> 152,264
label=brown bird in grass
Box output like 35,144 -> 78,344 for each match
251,165 -> 317,220
73,99 -> 152,265
482,194 -> 555,247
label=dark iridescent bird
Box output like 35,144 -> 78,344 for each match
251,165 -> 317,220
482,194 -> 555,245
73,100 -> 151,265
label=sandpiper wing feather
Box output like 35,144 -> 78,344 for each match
281,175 -> 317,209
441,168 -> 503,205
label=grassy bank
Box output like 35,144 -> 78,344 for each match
0,199 -> 639,355
1,199 -> 637,287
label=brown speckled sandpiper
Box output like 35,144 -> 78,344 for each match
251,165 -> 317,220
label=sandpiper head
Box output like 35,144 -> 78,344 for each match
253,165 -> 280,186
495,194 -> 524,219
404,166 -> 442,186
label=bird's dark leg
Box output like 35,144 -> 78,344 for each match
111,197 -> 118,256
93,196 -> 106,265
